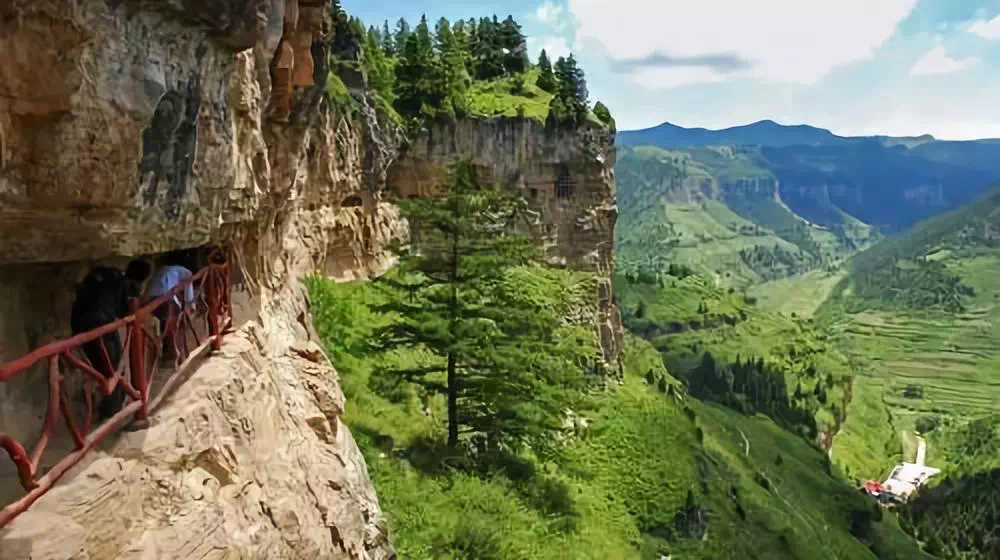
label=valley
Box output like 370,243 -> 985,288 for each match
613,120 -> 1000,558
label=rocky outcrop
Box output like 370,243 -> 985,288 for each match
388,118 -> 624,372
0,0 -> 398,557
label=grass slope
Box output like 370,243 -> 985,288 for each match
748,270 -> 847,319
308,276 -> 920,559
466,69 -> 553,123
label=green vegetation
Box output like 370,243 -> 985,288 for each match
309,278 -> 916,559
900,468 -> 1000,559
815,186 -> 1000,482
373,161 -> 595,450
615,145 -> 874,288
465,69 -> 553,123
346,11 -> 608,129
929,415 -> 1000,476
615,270 -> 856,449
748,270 -> 847,319
834,184 -> 1000,313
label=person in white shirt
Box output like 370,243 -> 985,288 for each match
145,251 -> 198,358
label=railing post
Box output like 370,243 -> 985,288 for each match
129,299 -> 148,421
209,271 -> 222,352
224,262 -> 233,330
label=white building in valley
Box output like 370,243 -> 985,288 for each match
881,462 -> 941,500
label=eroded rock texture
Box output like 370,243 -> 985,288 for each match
389,118 -> 624,371
0,1 -> 397,557
0,320 -> 391,560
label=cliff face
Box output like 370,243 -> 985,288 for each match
0,1 -> 398,557
388,118 -> 624,371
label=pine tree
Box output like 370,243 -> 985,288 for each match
374,161 -> 594,450
434,17 -> 470,119
551,55 -> 589,124
473,17 -> 504,79
381,20 -> 395,56
498,15 -> 528,74
363,24 -> 395,103
537,49 -> 557,93
394,16 -> 437,118
393,18 -> 411,50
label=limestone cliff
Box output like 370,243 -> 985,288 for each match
0,1 -> 397,557
388,118 -> 624,372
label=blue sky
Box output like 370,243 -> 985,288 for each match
343,0 -> 1000,139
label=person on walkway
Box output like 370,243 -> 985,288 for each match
71,260 -> 151,421
145,251 -> 197,358
125,259 -> 152,301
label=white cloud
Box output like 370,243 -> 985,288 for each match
969,15 -> 1000,39
910,46 -> 980,76
527,35 -> 572,61
530,1 -> 568,31
567,0 -> 917,88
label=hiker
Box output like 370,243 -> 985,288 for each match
71,260 -> 151,420
145,251 -> 198,358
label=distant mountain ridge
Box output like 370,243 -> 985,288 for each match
618,119 -> 999,149
619,120 -> 849,148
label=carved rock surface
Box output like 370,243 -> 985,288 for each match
0,0 -> 397,556
0,313 -> 392,560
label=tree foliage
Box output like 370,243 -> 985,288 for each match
383,13 -> 530,121
901,468 -> 1000,559
593,101 -> 615,130
548,54 -> 589,125
536,49 -> 557,93
687,352 -> 819,438
374,160 -> 596,452
329,8 -> 610,128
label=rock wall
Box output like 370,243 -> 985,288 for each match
0,0 -> 399,557
388,118 -> 624,371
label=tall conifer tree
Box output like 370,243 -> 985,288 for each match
375,161 -> 594,450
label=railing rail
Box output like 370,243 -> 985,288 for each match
0,257 -> 233,528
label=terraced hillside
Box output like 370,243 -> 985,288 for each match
818,186 -> 1000,480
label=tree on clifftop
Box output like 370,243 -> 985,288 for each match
537,49 -> 557,93
394,15 -> 437,118
374,161 -> 595,452
550,54 -> 589,124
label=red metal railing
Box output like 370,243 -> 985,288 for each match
0,258 -> 233,528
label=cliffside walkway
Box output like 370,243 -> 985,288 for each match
0,258 -> 233,528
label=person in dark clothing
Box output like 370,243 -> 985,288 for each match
70,261 -> 151,421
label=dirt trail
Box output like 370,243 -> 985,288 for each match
915,436 -> 928,466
